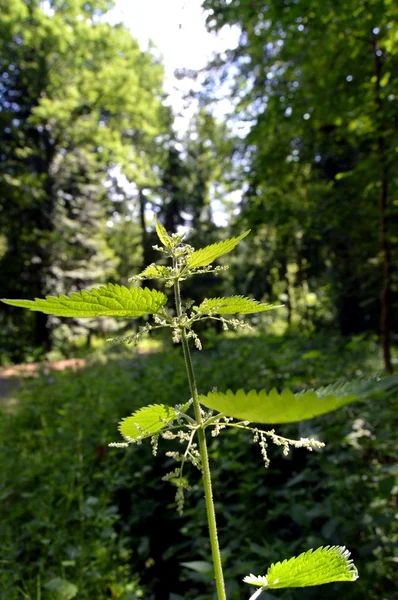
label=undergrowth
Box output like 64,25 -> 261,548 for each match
0,332 -> 396,599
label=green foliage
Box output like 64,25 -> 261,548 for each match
199,377 -> 398,423
0,333 -> 396,599
186,231 -> 250,269
0,0 -> 168,358
194,296 -> 280,315
156,108 -> 236,236
1,0 -> 397,593
44,577 -> 79,600
118,404 -> 188,442
183,334 -> 397,600
0,357 -> 152,599
154,216 -> 173,248
201,0 -> 398,343
4,225 -> 398,600
135,264 -> 173,281
2,285 -> 167,318
244,546 -> 358,591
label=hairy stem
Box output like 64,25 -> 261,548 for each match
173,259 -> 227,600
249,587 -> 267,600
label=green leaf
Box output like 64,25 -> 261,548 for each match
194,296 -> 280,315
154,216 -> 172,248
44,578 -> 78,600
118,404 -> 187,441
243,546 -> 358,590
1,284 -> 167,318
187,230 -> 250,269
181,561 -> 214,574
199,377 -> 398,424
134,264 -> 172,280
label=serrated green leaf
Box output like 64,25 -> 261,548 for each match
135,264 -> 172,279
1,284 -> 167,318
187,230 -> 250,269
194,296 -> 280,315
244,546 -> 358,590
154,216 -> 172,248
119,404 -> 187,441
199,376 -> 398,424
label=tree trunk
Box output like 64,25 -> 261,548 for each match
138,188 -> 151,269
34,311 -> 52,352
371,30 -> 393,373
280,255 -> 292,326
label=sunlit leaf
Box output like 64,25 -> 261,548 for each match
194,296 -> 280,315
187,230 -> 250,269
199,376 -> 398,423
134,264 -> 172,280
244,546 -> 358,591
154,216 -> 173,248
2,284 -> 167,318
118,404 -> 188,441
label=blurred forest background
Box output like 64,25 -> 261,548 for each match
0,1 -> 397,599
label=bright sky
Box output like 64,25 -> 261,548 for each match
108,0 -> 240,133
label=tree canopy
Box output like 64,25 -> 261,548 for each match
0,0 -> 396,368
200,0 -> 397,369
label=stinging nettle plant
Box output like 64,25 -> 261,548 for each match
4,220 -> 398,599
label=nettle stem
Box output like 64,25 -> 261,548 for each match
173,259 -> 227,600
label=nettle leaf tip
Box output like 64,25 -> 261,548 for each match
154,216 -> 173,248
187,230 -> 250,269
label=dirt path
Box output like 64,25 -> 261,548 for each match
0,347 -> 160,404
0,358 -> 86,379
0,358 -> 87,404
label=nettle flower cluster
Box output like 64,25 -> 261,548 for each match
110,402 -> 324,515
6,219 -> 396,597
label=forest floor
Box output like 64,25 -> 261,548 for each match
0,359 -> 86,406
0,343 -> 161,404
1,332 -> 396,600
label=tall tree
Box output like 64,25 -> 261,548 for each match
202,0 -> 397,366
156,108 -> 235,231
0,0 -> 166,359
